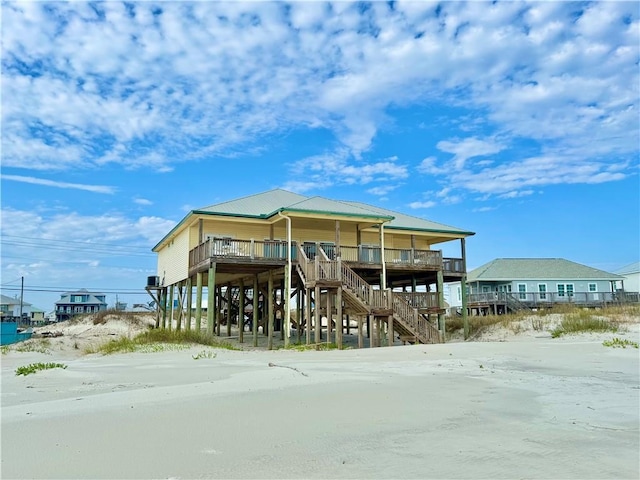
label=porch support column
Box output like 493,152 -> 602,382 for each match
326,289 -> 332,346
461,238 -> 469,340
195,272 -> 203,332
379,223 -> 387,290
357,315 -> 364,349
168,284 -> 174,331
238,279 -> 245,343
314,285 -> 321,344
305,287 -> 312,345
226,283 -> 232,337
161,288 -> 167,329
268,270 -> 274,350
252,275 -> 259,347
336,287 -> 343,349
207,263 -> 216,336
176,281 -> 183,331
369,315 -> 375,348
437,269 -> 445,336
185,277 -> 192,331
296,282 -> 302,343
216,286 -> 222,336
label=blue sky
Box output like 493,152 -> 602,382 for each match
1,1 -> 639,312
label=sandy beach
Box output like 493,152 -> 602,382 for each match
2,317 -> 639,479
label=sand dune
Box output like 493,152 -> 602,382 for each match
2,313 -> 638,479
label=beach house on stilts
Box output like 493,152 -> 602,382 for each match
147,189 -> 474,349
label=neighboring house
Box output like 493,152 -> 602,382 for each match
55,289 -> 108,322
0,293 -> 33,322
29,307 -> 46,324
615,262 -> 640,293
150,188 -> 474,347
449,258 -> 625,315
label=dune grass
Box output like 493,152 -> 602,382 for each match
550,310 -> 619,338
85,328 -> 241,355
446,304 -> 633,339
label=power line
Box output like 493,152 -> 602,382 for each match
1,286 -> 149,295
1,234 -> 152,251
1,254 -> 155,268
1,240 -> 155,257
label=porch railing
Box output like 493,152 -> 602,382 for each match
394,292 -> 440,309
189,238 -> 294,266
468,291 -> 627,306
189,239 -> 465,276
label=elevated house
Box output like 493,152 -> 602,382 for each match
615,262 -> 640,298
0,293 -> 44,324
149,189 -> 474,349
449,258 -> 625,315
55,289 -> 107,322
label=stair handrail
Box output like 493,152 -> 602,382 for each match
296,244 -> 310,284
339,262 -> 374,307
391,293 -> 441,344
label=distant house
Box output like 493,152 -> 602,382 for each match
615,262 -> 640,293
29,306 -> 45,324
0,293 -> 32,322
55,289 -> 107,322
448,258 -> 625,314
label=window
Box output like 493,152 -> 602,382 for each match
481,286 -> 490,293
557,284 -> 574,297
538,284 -> 547,300
457,286 -> 461,302
518,284 -> 527,300
588,283 -> 597,292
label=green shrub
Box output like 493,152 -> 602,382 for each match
603,337 -> 639,349
16,362 -> 67,376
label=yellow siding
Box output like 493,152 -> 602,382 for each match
201,219 -> 271,244
156,228 -> 190,286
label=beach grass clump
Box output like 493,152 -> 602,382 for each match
10,339 -> 52,355
602,337 -> 639,349
16,362 -> 67,376
86,328 -> 240,355
551,311 -> 618,338
280,342 -> 342,351
446,313 -> 509,336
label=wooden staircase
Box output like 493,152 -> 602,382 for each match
296,245 -> 442,344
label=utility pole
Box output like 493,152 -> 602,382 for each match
19,276 -> 24,324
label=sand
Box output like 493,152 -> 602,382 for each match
1,315 -> 639,479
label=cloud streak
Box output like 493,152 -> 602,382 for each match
1,175 -> 116,194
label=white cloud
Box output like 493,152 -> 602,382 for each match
436,137 -> 505,170
1,1 -> 637,196
1,174 -> 116,194
133,198 -> 153,206
408,201 -> 436,209
282,151 -> 408,192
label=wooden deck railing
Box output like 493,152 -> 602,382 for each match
394,292 -> 440,309
189,239 -> 465,276
189,238 -> 294,266
468,291 -> 627,306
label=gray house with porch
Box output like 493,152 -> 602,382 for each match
461,258 -> 624,314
